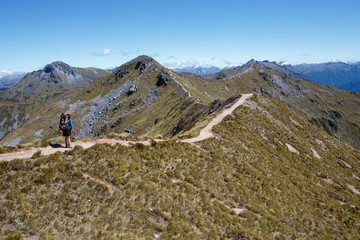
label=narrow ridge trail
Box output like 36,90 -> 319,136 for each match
0,93 -> 253,161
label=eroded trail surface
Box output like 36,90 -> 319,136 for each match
181,94 -> 253,143
0,94 -> 253,161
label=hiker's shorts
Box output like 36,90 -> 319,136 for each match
63,129 -> 72,136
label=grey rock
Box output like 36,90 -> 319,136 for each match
113,102 -> 123,111
129,100 -> 136,108
75,79 -> 133,139
127,85 -> 138,95
34,129 -> 43,137
156,68 -> 172,87
111,117 -> 122,128
67,100 -> 84,114
115,67 -> 129,81
259,69 -> 268,77
56,100 -> 67,109
295,84 -> 303,91
124,127 -> 136,134
261,88 -> 272,98
3,136 -> 24,146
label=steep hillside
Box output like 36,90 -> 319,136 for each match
207,62 -> 360,150
208,60 -> 308,81
1,56 -> 360,151
0,56 -> 234,146
294,62 -> 360,92
1,94 -> 359,239
0,61 -> 110,100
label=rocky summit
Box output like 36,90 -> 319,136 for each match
0,61 -> 109,100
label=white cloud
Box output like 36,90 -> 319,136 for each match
102,48 -> 111,55
92,48 -> 112,57
0,69 -> 12,78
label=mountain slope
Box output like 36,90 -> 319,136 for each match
1,56 -> 360,151
0,56 -> 234,146
207,60 -> 308,81
1,94 -> 359,239
294,61 -> 360,92
207,61 -> 360,150
0,61 -> 110,100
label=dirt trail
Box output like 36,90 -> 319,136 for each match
0,93 -> 253,161
181,93 -> 253,143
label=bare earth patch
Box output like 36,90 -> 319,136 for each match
286,143 -> 299,154
321,178 -> 339,186
311,148 -> 321,159
341,160 -> 352,168
347,183 -> 360,195
83,173 -> 118,195
232,208 -> 247,214
290,117 -> 303,128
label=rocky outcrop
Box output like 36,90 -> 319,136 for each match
115,66 -> 129,81
124,126 -> 136,134
135,56 -> 158,74
127,85 -> 138,95
156,69 -> 172,87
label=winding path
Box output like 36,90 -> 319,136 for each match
0,94 -> 253,161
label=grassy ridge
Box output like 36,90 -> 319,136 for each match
1,96 -> 360,239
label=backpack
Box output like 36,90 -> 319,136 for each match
59,112 -> 71,131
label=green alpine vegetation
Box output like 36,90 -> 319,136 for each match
1,94 -> 359,239
1,56 -> 359,152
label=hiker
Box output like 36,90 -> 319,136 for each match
59,112 -> 74,148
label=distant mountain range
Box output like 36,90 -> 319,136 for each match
174,61 -> 360,92
3,60 -> 359,92
173,66 -> 221,75
294,61 -> 360,92
0,72 -> 26,89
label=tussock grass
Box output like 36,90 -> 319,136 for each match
0,95 -> 359,239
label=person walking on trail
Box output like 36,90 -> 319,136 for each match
59,112 -> 74,148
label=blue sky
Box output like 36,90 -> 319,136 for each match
1,0 -> 360,72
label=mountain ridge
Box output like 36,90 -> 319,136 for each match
0,55 -> 359,151
1,93 -> 360,239
0,62 -> 110,100
175,60 -> 360,92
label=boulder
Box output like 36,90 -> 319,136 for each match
259,69 -> 268,77
127,85 -> 138,95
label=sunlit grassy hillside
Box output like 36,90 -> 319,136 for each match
1,94 -> 359,239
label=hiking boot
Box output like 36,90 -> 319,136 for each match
67,144 -> 72,148
65,144 -> 68,148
